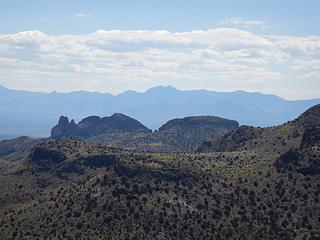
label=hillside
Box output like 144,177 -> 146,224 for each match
52,115 -> 239,152
197,104 -> 320,153
0,105 -> 319,239
1,85 -> 319,138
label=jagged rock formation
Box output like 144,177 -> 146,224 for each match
51,113 -> 151,139
51,116 -> 77,139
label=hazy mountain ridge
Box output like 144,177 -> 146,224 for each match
1,85 -> 319,138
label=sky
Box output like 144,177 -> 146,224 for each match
0,0 -> 319,99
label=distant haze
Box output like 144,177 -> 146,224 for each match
0,85 -> 319,139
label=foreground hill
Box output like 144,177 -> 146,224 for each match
0,136 -> 42,175
197,104 -> 320,153
1,84 -> 319,137
0,105 -> 319,239
52,114 -> 239,152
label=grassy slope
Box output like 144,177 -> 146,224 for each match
0,105 -> 319,239
0,137 -> 319,239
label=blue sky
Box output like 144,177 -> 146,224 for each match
0,0 -> 319,99
1,0 -> 319,35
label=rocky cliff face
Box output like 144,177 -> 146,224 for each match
51,114 -> 151,139
51,116 -> 77,139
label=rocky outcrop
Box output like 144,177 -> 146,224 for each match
29,146 -> 66,171
51,114 -> 151,139
51,116 -> 77,139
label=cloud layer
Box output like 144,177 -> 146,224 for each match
218,18 -> 265,26
0,28 -> 319,99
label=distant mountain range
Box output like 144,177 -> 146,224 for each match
0,84 -> 319,139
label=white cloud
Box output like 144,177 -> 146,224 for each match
218,18 -> 265,26
0,28 -> 319,98
218,18 -> 275,31
75,13 -> 92,18
291,59 -> 320,71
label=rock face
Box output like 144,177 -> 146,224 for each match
51,114 -> 151,139
77,113 -> 151,136
51,116 -> 77,139
29,146 -> 66,171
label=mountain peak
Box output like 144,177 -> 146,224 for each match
298,104 -> 320,118
159,115 -> 239,132
51,113 -> 151,139
296,104 -> 320,127
145,85 -> 178,93
51,116 -> 77,139
111,113 -> 127,117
